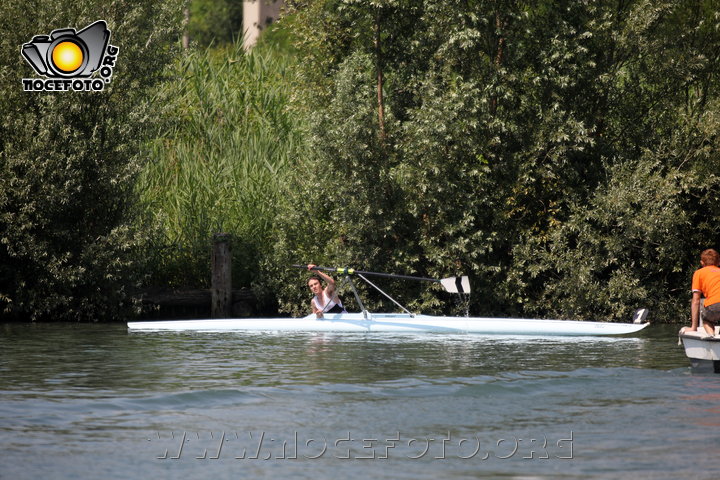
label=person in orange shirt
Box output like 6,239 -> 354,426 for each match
687,249 -> 720,336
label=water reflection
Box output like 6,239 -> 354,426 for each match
1,323 -> 690,394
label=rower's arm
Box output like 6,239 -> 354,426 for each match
311,268 -> 336,296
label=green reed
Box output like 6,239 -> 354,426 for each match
137,39 -> 301,288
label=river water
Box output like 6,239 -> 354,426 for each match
1,322 -> 718,479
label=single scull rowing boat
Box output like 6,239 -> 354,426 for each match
128,265 -> 650,336
128,311 -> 649,335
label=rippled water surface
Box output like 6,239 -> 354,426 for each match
1,322 -> 719,479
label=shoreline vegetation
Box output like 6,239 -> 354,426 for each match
1,0 -> 719,323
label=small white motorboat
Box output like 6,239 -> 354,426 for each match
678,327 -> 720,373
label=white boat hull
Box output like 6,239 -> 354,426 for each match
678,330 -> 720,373
679,330 -> 720,361
127,312 -> 649,336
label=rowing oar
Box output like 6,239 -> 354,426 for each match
291,265 -> 470,294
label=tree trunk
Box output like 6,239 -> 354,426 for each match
490,12 -> 506,115
374,8 -> 386,142
182,5 -> 190,49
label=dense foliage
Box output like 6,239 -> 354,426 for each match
267,0 -> 720,321
0,1 -> 183,320
3,0 -> 719,323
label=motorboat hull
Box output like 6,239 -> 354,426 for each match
679,330 -> 720,373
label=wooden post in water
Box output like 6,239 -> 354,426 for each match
211,233 -> 232,318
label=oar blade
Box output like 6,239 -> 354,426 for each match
440,276 -> 470,294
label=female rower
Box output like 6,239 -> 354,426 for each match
307,264 -> 347,318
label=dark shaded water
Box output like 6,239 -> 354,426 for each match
1,322 -> 718,479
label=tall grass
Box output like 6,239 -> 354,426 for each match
138,39 -> 301,288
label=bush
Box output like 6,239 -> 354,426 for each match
509,156 -> 692,321
0,1 -> 183,321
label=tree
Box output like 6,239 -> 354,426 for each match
0,1 -> 183,321
269,0 -> 720,321
268,0 -> 435,315
508,0 -> 720,320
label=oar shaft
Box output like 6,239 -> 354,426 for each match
352,269 -> 439,283
291,264 -> 439,283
